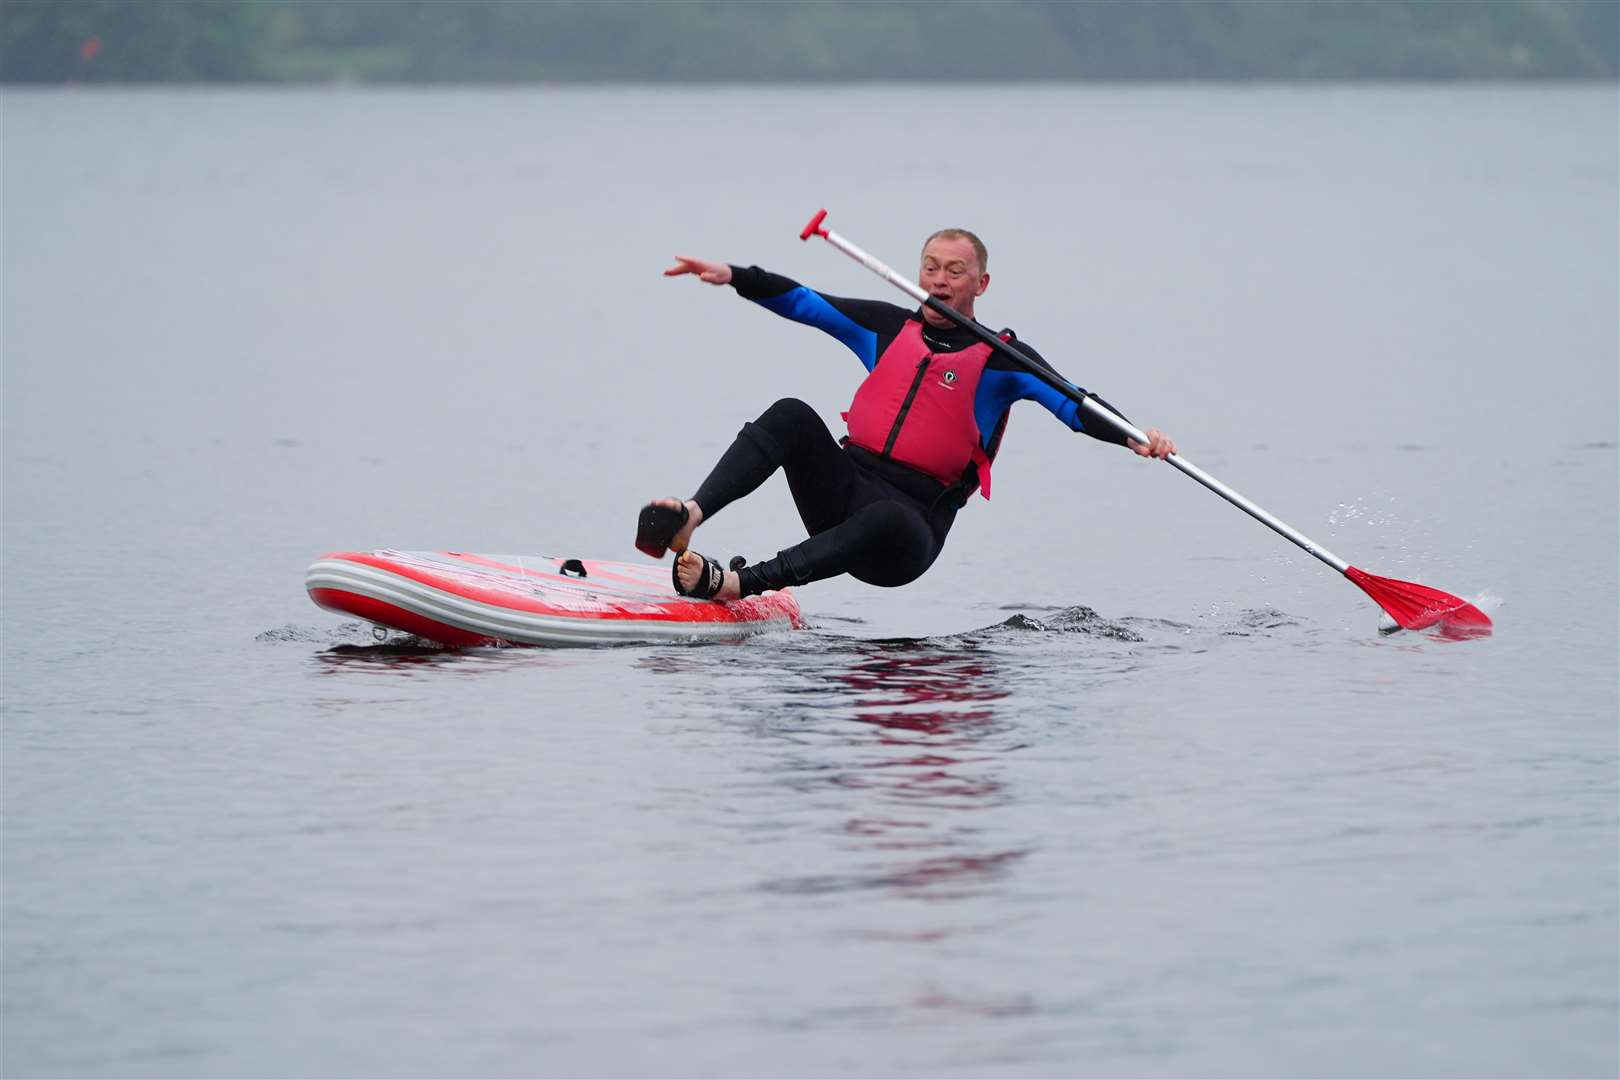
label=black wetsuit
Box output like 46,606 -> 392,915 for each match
693,266 -> 1131,597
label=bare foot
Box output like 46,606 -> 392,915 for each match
647,497 -> 703,554
674,550 -> 740,601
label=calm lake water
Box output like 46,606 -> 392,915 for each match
3,84 -> 1616,1078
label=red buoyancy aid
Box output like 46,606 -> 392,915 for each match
842,320 -> 1008,500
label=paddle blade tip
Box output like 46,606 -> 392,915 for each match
1346,566 -> 1494,638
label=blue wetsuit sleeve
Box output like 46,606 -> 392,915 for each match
976,341 -> 1133,447
729,265 -> 907,373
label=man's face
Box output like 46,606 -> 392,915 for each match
918,236 -> 989,325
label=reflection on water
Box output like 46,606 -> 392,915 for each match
660,639 -> 1033,904
321,643 -> 450,662
312,642 -> 486,679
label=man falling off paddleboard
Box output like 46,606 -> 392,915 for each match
638,229 -> 1176,601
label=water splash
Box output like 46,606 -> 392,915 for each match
1377,591 -> 1500,640
982,606 -> 1145,642
1328,497 -> 1397,528
256,621 -> 436,648
1223,608 -> 1303,636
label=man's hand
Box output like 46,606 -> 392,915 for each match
1128,428 -> 1176,459
664,256 -> 732,285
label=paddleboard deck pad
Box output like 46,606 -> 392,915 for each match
307,550 -> 802,647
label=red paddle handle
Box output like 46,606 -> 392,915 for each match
799,208 -> 828,241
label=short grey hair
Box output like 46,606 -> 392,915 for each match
922,228 -> 988,273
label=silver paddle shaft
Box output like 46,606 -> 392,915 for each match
814,224 -> 1353,576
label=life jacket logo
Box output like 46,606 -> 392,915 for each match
938,369 -> 958,389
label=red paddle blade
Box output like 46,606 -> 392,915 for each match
1344,566 -> 1492,633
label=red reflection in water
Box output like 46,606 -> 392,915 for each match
851,707 -> 996,737
815,648 -> 1027,900
880,849 -> 1026,890
837,652 -> 1011,708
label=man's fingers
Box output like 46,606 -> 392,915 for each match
1130,430 -> 1176,459
667,257 -> 729,285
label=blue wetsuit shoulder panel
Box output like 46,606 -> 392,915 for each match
730,265 -> 911,372
752,287 -> 882,371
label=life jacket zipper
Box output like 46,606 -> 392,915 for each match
882,355 -> 932,457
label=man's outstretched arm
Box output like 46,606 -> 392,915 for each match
665,256 -> 907,372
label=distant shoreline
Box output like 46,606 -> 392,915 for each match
4,0 -> 1615,85
5,77 -> 1616,89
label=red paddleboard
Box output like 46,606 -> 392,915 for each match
306,550 -> 802,647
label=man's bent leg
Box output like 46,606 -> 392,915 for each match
736,499 -> 938,596
691,398 -> 854,528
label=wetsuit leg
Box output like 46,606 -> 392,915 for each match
691,398 -> 955,596
691,398 -> 854,529
736,478 -> 953,595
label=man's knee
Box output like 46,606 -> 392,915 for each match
741,398 -> 824,460
757,397 -> 821,436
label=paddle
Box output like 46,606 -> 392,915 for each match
799,209 -> 1492,635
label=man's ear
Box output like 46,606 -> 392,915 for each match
976,272 -> 990,297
